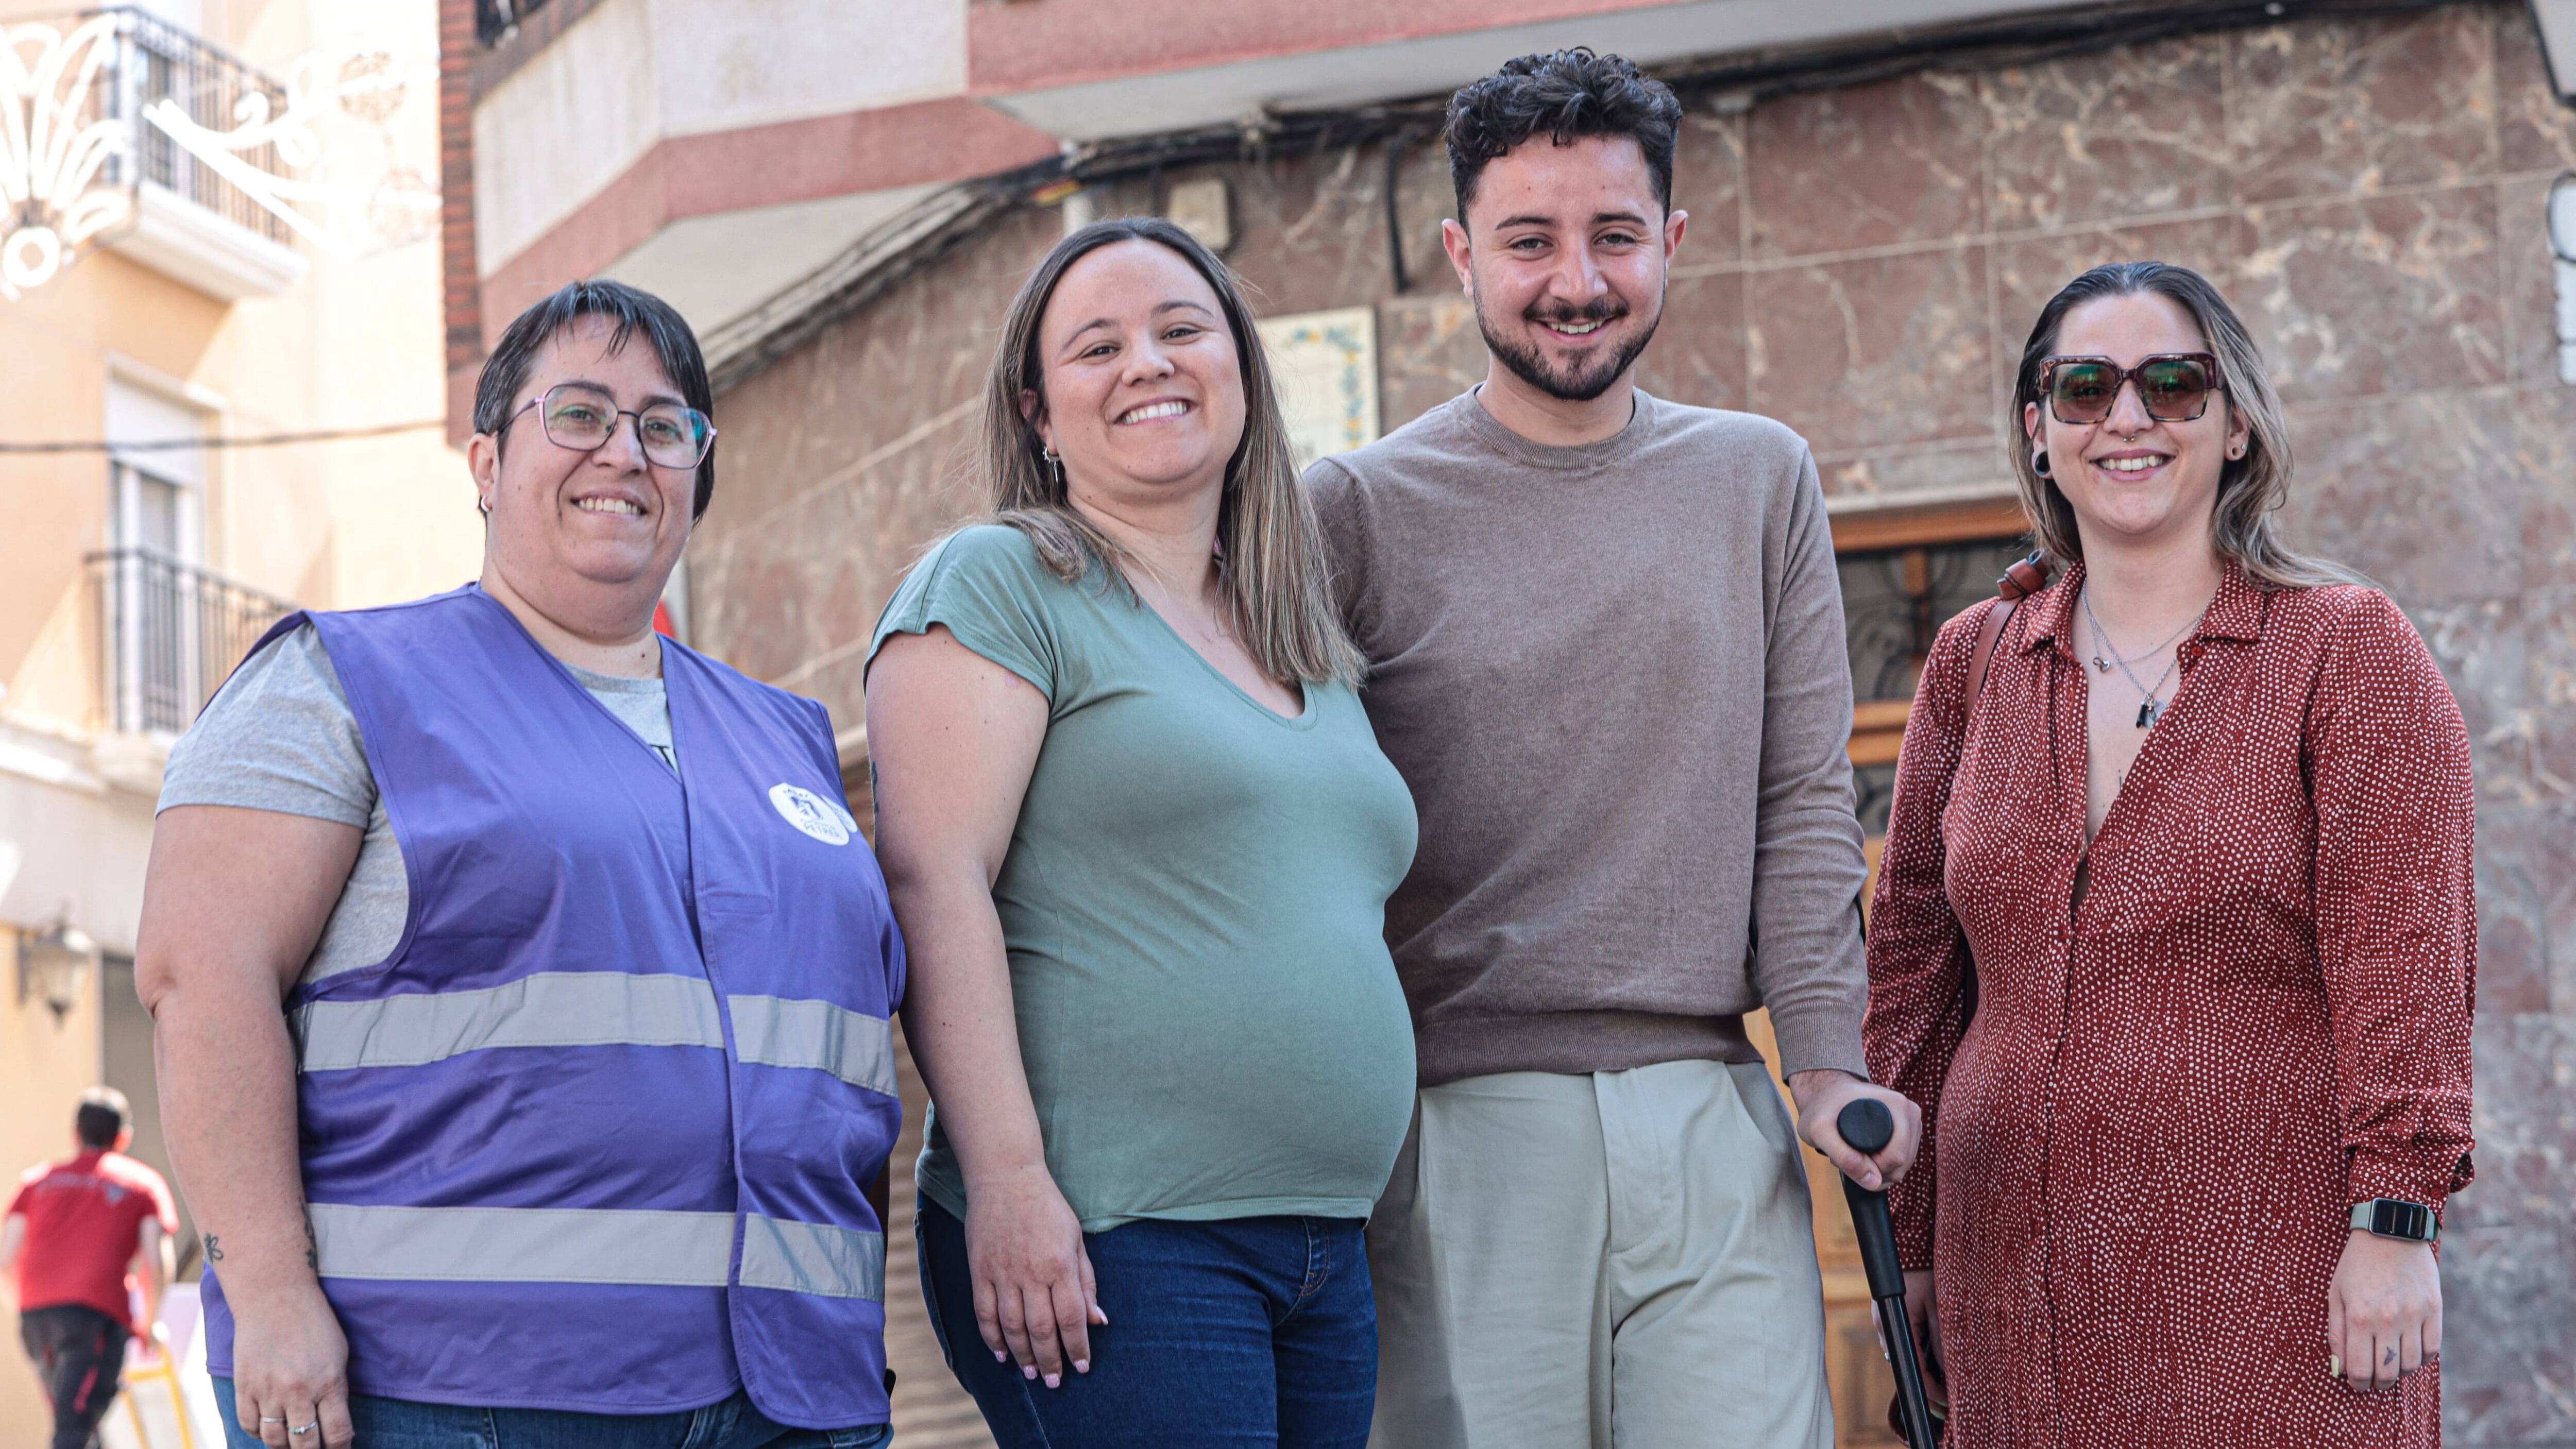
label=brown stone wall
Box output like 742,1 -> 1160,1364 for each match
701,6 -> 2576,1444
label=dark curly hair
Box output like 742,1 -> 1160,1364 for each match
1445,48 -> 1684,221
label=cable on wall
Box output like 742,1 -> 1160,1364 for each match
0,420 -> 445,454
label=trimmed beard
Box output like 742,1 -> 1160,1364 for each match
1472,282 -> 1664,403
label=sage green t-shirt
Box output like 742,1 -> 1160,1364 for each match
868,525 -> 1419,1231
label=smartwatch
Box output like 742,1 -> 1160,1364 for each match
2349,1198 -> 2440,1243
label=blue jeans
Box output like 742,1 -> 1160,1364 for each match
211,1378 -> 889,1449
917,1196 -> 1376,1448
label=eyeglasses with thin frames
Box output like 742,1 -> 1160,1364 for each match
504,382 -> 717,470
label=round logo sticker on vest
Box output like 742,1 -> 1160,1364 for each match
769,783 -> 851,846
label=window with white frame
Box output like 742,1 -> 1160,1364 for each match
107,379 -> 205,559
100,379 -> 208,733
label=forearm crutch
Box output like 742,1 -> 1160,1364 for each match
1838,1097 -> 1940,1449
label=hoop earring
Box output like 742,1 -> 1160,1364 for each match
2032,451 -> 2052,479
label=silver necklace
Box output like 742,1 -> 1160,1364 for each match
2079,584 -> 2204,728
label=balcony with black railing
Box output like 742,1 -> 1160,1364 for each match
89,550 -> 294,737
14,6 -> 314,298
93,7 -> 293,245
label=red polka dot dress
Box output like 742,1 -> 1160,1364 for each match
1865,562 -> 2476,1449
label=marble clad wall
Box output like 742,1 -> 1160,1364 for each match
698,5 -> 2575,1442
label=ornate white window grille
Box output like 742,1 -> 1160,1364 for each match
1,8 -> 438,299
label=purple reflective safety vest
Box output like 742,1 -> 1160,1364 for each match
198,586 -> 904,1428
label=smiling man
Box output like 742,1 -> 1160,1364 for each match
1305,50 -> 1919,1448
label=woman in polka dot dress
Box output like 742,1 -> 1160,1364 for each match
1865,261 -> 2475,1449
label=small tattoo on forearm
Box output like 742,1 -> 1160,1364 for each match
202,1235 -> 223,1262
302,1210 -> 318,1271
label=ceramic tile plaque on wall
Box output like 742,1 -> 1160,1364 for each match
1255,305 -> 1380,470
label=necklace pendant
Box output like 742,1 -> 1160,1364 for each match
2092,655 -> 2112,674
2136,696 -> 2161,729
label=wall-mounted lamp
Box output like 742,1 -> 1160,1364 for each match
16,915 -> 100,1024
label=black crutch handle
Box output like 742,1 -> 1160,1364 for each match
1837,1098 -> 1907,1298
1837,1097 -> 1942,1448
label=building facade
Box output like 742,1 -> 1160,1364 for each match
2,1 -> 476,1439
453,3 -> 2575,1445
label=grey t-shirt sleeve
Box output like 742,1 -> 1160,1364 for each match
159,623 -> 409,985
160,623 -> 376,826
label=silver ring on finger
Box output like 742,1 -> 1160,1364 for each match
259,1418 -> 285,1425
291,1424 -> 320,1436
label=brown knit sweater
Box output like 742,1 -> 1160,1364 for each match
1305,389 -> 1870,1087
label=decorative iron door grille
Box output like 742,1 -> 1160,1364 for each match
1839,536 -> 2031,836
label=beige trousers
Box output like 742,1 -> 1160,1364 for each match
1366,1060 -> 1834,1449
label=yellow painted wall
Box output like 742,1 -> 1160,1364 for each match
0,2 -> 474,1441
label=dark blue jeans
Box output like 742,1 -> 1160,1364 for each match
211,1378 -> 889,1449
917,1196 -> 1376,1448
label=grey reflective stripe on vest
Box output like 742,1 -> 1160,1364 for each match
740,1215 -> 885,1301
296,972 -> 724,1072
308,1204 -> 884,1300
727,995 -> 897,1097
308,1203 -> 735,1286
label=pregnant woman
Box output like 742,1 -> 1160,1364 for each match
866,217 -> 1418,1449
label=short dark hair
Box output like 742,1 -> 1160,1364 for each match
75,1087 -> 129,1150
1445,48 -> 1684,223
472,279 -> 718,520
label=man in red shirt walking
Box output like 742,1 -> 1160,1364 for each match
2,1088 -> 176,1449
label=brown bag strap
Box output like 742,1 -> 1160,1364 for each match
1935,550 -> 2052,1049
1964,551 -> 2050,713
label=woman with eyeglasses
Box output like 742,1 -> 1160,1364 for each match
139,280 -> 904,1449
1863,261 -> 2474,1448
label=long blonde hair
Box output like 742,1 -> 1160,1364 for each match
975,217 -> 1364,686
2009,261 -> 2360,589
